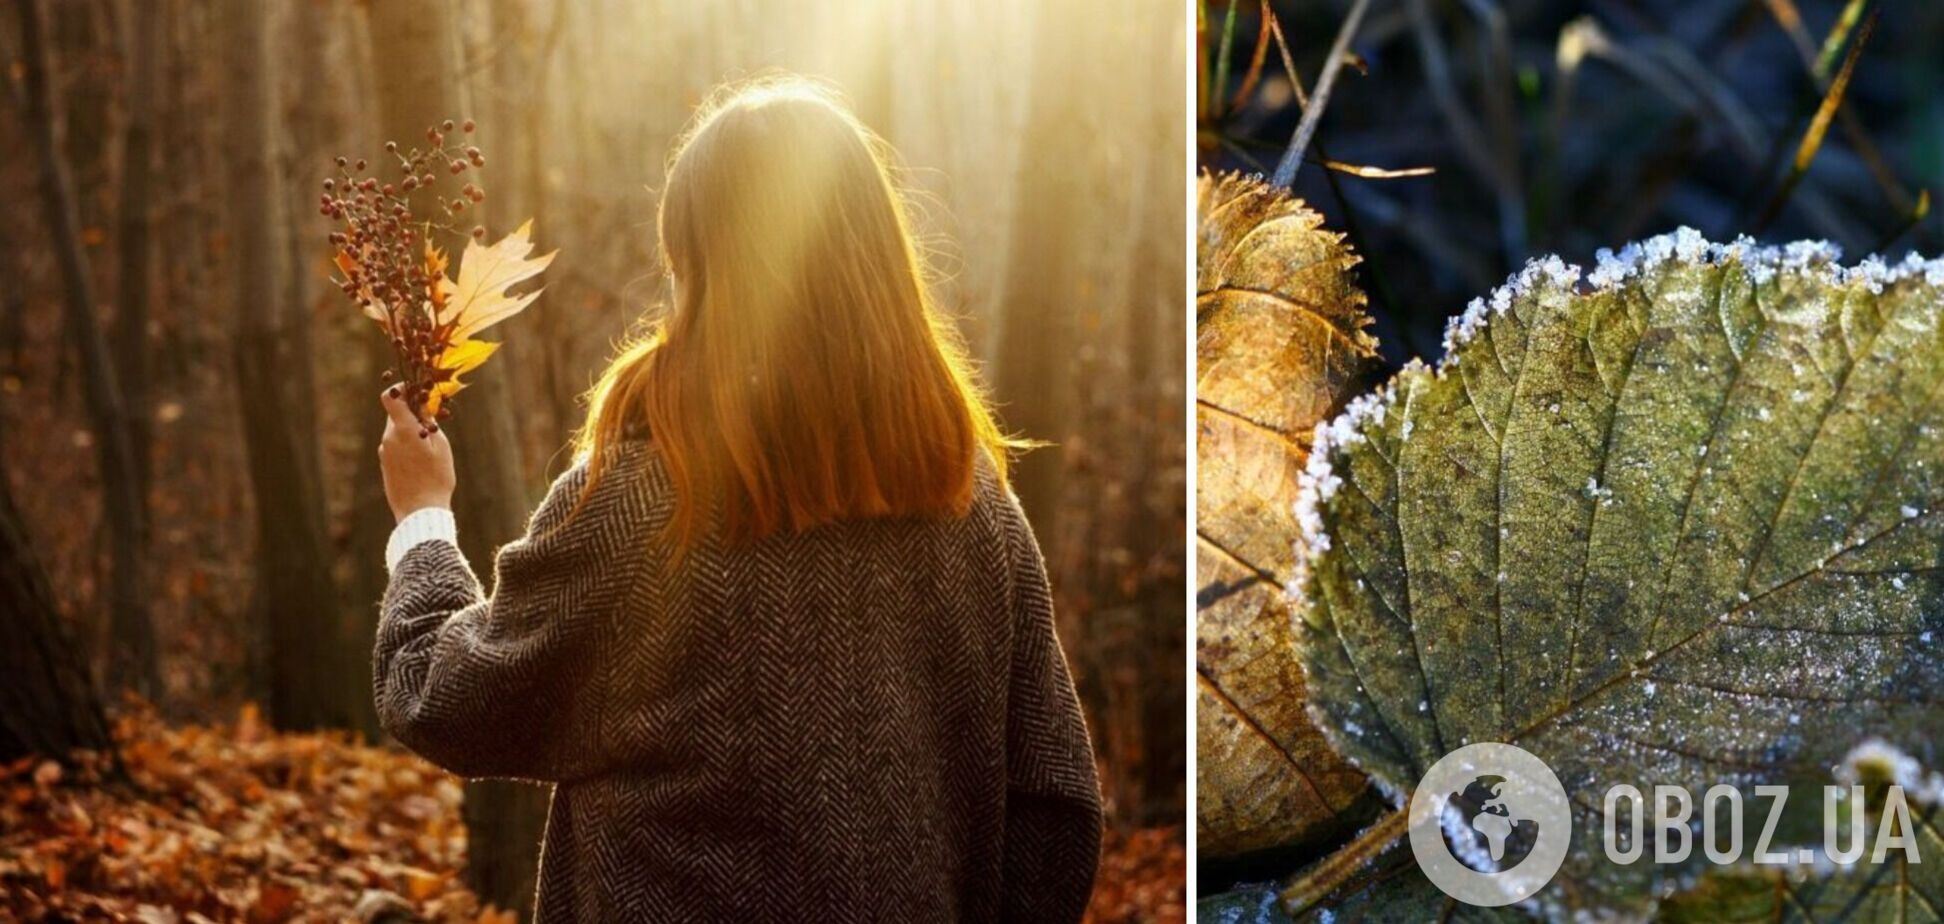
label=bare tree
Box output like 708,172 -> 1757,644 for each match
13,0 -> 156,695
363,0 -> 547,912
0,463 -> 114,765
114,0 -> 160,496
220,0 -> 357,731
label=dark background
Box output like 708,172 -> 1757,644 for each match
1200,0 -> 1942,373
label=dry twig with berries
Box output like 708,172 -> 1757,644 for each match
322,118 -> 554,435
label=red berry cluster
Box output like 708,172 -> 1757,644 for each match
321,118 -> 486,432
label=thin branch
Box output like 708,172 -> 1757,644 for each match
1267,5 -> 1304,107
1279,808 -> 1408,916
1263,2 -> 1405,335
1271,0 -> 1371,188
1225,1 -> 1273,116
1760,0 -> 1820,72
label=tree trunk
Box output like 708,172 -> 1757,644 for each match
51,0 -> 113,232
114,0 -> 160,499
363,1 -> 546,914
14,0 -> 156,696
0,467 -> 114,765
277,0 -> 331,465
282,0 -> 381,740
487,0 -> 565,455
992,4 -> 1090,558
220,0 -> 355,732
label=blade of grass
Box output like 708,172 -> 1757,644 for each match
1409,0 -> 1525,265
1814,0 -> 1868,81
1565,16 -> 1863,244
1406,0 -> 1495,194
1459,0 -> 1523,199
1271,0 -> 1372,188
1760,0 -> 1923,245
1537,18 -> 1594,245
1754,9 -> 1877,233
1317,160 -> 1435,179
1211,0 -> 1240,122
1217,136 -> 1271,175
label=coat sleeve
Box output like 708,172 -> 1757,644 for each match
374,443 -> 654,781
998,492 -> 1104,923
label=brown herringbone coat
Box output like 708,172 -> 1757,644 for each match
376,440 -> 1102,921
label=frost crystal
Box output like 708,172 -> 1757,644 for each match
1838,254 -> 1889,294
1442,256 -> 1581,352
1292,381 -> 1402,580
1440,228 -> 1932,367
1882,250 -> 1944,286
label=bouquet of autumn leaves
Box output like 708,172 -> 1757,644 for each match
321,118 -> 554,435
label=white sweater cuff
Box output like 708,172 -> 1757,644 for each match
386,507 -> 457,572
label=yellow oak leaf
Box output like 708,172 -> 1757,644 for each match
436,219 -> 555,341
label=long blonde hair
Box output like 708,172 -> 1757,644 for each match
576,77 -> 1014,547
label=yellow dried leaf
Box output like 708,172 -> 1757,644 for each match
436,219 -> 555,341
423,339 -> 500,416
1195,170 -> 1375,856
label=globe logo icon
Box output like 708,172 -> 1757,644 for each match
1446,775 -> 1540,871
1409,743 -> 1572,907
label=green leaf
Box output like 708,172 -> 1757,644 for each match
1293,230 -> 1944,919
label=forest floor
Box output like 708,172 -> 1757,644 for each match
0,705 -> 1184,923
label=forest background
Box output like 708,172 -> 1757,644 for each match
0,0 -> 1188,920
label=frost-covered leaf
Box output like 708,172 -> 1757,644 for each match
1196,170 -> 1376,856
1294,229 -> 1944,918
